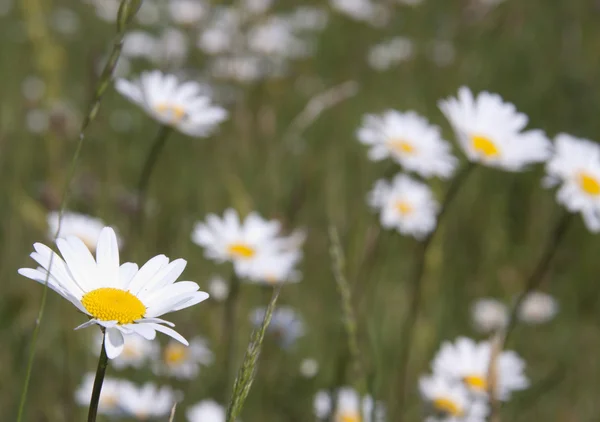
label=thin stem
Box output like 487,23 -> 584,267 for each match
329,226 -> 367,395
395,163 -> 475,414
135,125 -> 172,212
16,2 -> 141,420
222,271 -> 241,401
503,211 -> 572,342
488,211 -> 572,421
88,331 -> 109,422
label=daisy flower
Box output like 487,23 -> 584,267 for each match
18,227 -> 209,359
75,373 -> 126,416
250,306 -> 304,348
314,387 -> 385,422
470,298 -> 508,333
299,358 -> 319,378
208,275 -> 230,302
368,173 -> 439,239
357,110 -> 456,178
419,374 -> 488,422
168,0 -> 208,26
191,208 -> 300,278
119,382 -> 177,420
94,331 -> 158,370
432,337 -> 529,401
439,86 -> 551,170
243,249 -> 302,285
187,400 -> 226,422
115,70 -> 228,137
517,291 -> 559,324
544,133 -> 600,231
48,211 -> 120,252
153,337 -> 214,379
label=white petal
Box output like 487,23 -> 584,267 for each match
148,323 -> 189,345
74,319 -> 97,330
128,323 -> 157,340
127,255 -> 169,294
96,228 -> 120,288
119,263 -> 139,288
105,328 -> 125,359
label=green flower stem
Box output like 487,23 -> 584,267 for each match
222,271 -> 241,401
135,125 -> 172,213
395,163 -> 475,414
488,211 -> 572,421
88,331 -> 109,422
16,2 -> 142,420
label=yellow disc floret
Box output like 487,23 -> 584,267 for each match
81,288 -> 146,325
227,243 -> 256,259
471,134 -> 499,158
433,397 -> 463,416
164,342 -> 188,366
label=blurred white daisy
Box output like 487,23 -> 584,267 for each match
300,358 -> 319,378
243,249 -> 303,285
169,0 -> 208,26
197,8 -> 240,55
357,110 -> 457,178
419,374 -> 488,422
314,387 -> 385,421
330,0 -> 389,27
470,298 -> 508,333
47,211 -> 120,252
368,173 -> 439,239
208,275 -> 230,302
22,75 -> 46,102
251,306 -> 305,349
115,70 -> 228,137
248,16 -> 311,58
286,6 -> 329,31
210,55 -> 265,83
75,373 -> 126,416
367,37 -> 414,71
18,227 -> 209,359
191,209 -> 300,278
439,86 -> 551,170
94,331 -> 158,370
122,30 -> 157,60
187,400 -> 225,422
242,0 -> 273,15
152,28 -> 190,66
432,337 -> 529,401
119,382 -> 177,420
544,133 -> 600,232
154,337 -> 214,379
517,291 -> 559,324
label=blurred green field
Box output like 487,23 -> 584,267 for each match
2,0 -> 600,421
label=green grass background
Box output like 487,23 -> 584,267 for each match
2,0 -> 600,420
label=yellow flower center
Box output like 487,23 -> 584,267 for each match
471,134 -> 499,158
578,172 -> 600,196
464,375 -> 488,391
227,243 -> 256,259
395,200 -> 413,215
81,288 -> 146,325
433,397 -> 463,416
164,342 -> 188,366
336,412 -> 361,422
155,102 -> 187,123
388,139 -> 416,155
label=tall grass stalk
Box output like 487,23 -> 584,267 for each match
88,331 -> 109,422
329,226 -> 367,395
15,2 -> 142,420
395,163 -> 475,414
226,287 -> 281,422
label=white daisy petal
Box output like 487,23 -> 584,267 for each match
105,328 -> 125,359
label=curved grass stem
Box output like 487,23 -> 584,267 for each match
16,2 -> 142,420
